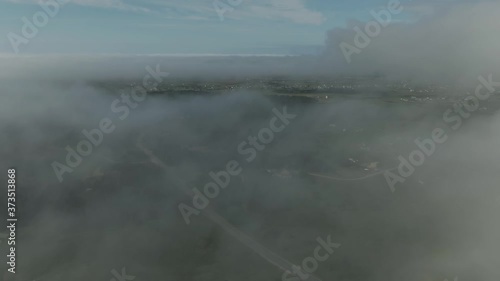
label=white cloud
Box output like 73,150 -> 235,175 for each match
324,1 -> 500,84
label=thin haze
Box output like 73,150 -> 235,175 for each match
1,0 -> 500,281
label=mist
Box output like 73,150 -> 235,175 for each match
1,0 -> 500,279
1,54 -> 500,281
324,0 -> 500,85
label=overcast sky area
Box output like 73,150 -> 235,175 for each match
0,0 -> 370,54
0,0 -> 499,85
0,0 -> 480,55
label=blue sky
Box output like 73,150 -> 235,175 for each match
0,0 -> 424,55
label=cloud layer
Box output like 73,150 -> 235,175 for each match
324,1 -> 500,84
